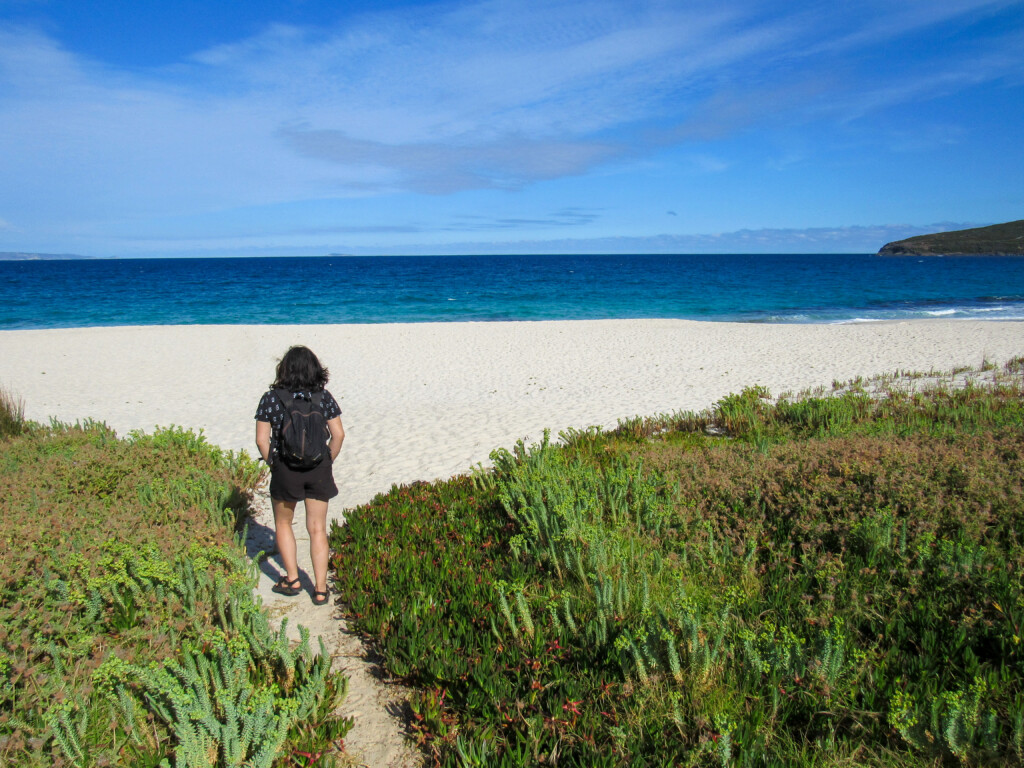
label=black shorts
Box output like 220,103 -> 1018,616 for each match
269,459 -> 338,503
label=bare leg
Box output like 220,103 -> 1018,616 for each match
305,497 -> 330,593
273,498 -> 300,583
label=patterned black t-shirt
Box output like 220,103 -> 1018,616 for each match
254,389 -> 342,464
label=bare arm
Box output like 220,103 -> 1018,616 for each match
327,416 -> 345,462
255,420 -> 272,463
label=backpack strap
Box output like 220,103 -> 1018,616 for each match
274,388 -> 294,408
276,389 -> 324,410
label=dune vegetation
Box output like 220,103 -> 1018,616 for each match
4,357 -> 1024,767
0,404 -> 351,767
330,360 -> 1024,767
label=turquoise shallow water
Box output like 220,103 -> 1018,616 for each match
3,253 -> 1024,329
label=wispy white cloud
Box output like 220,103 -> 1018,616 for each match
685,154 -> 731,174
801,0 -> 1019,57
883,123 -> 967,153
110,206 -> 602,245
279,126 -> 620,193
0,0 -> 1021,253
62,221 -> 972,258
445,208 -> 601,231
342,223 -> 982,256
822,37 -> 1024,125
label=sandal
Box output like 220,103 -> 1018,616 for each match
312,590 -> 330,606
272,576 -> 302,596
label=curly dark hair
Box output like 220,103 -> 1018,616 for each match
272,346 -> 330,391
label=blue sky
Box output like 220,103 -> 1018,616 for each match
0,0 -> 1022,257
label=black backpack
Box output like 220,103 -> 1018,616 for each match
275,389 -> 329,470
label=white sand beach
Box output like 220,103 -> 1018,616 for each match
2,319 -> 1023,512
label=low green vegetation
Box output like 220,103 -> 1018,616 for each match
0,400 -> 351,767
330,359 -> 1024,766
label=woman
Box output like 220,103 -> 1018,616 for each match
255,346 -> 345,605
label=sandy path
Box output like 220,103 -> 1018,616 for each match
247,489 -> 421,768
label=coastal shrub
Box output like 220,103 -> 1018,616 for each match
0,418 -> 351,767
329,367 -> 1024,766
611,359 -> 1024,446
0,385 -> 25,438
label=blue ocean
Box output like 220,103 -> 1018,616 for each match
3,253 -> 1024,329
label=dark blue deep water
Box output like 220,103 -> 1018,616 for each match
3,253 -> 1024,329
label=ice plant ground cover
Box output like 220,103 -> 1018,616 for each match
0,408 -> 352,767
330,359 -> 1024,767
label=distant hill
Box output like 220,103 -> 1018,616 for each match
878,220 -> 1024,256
